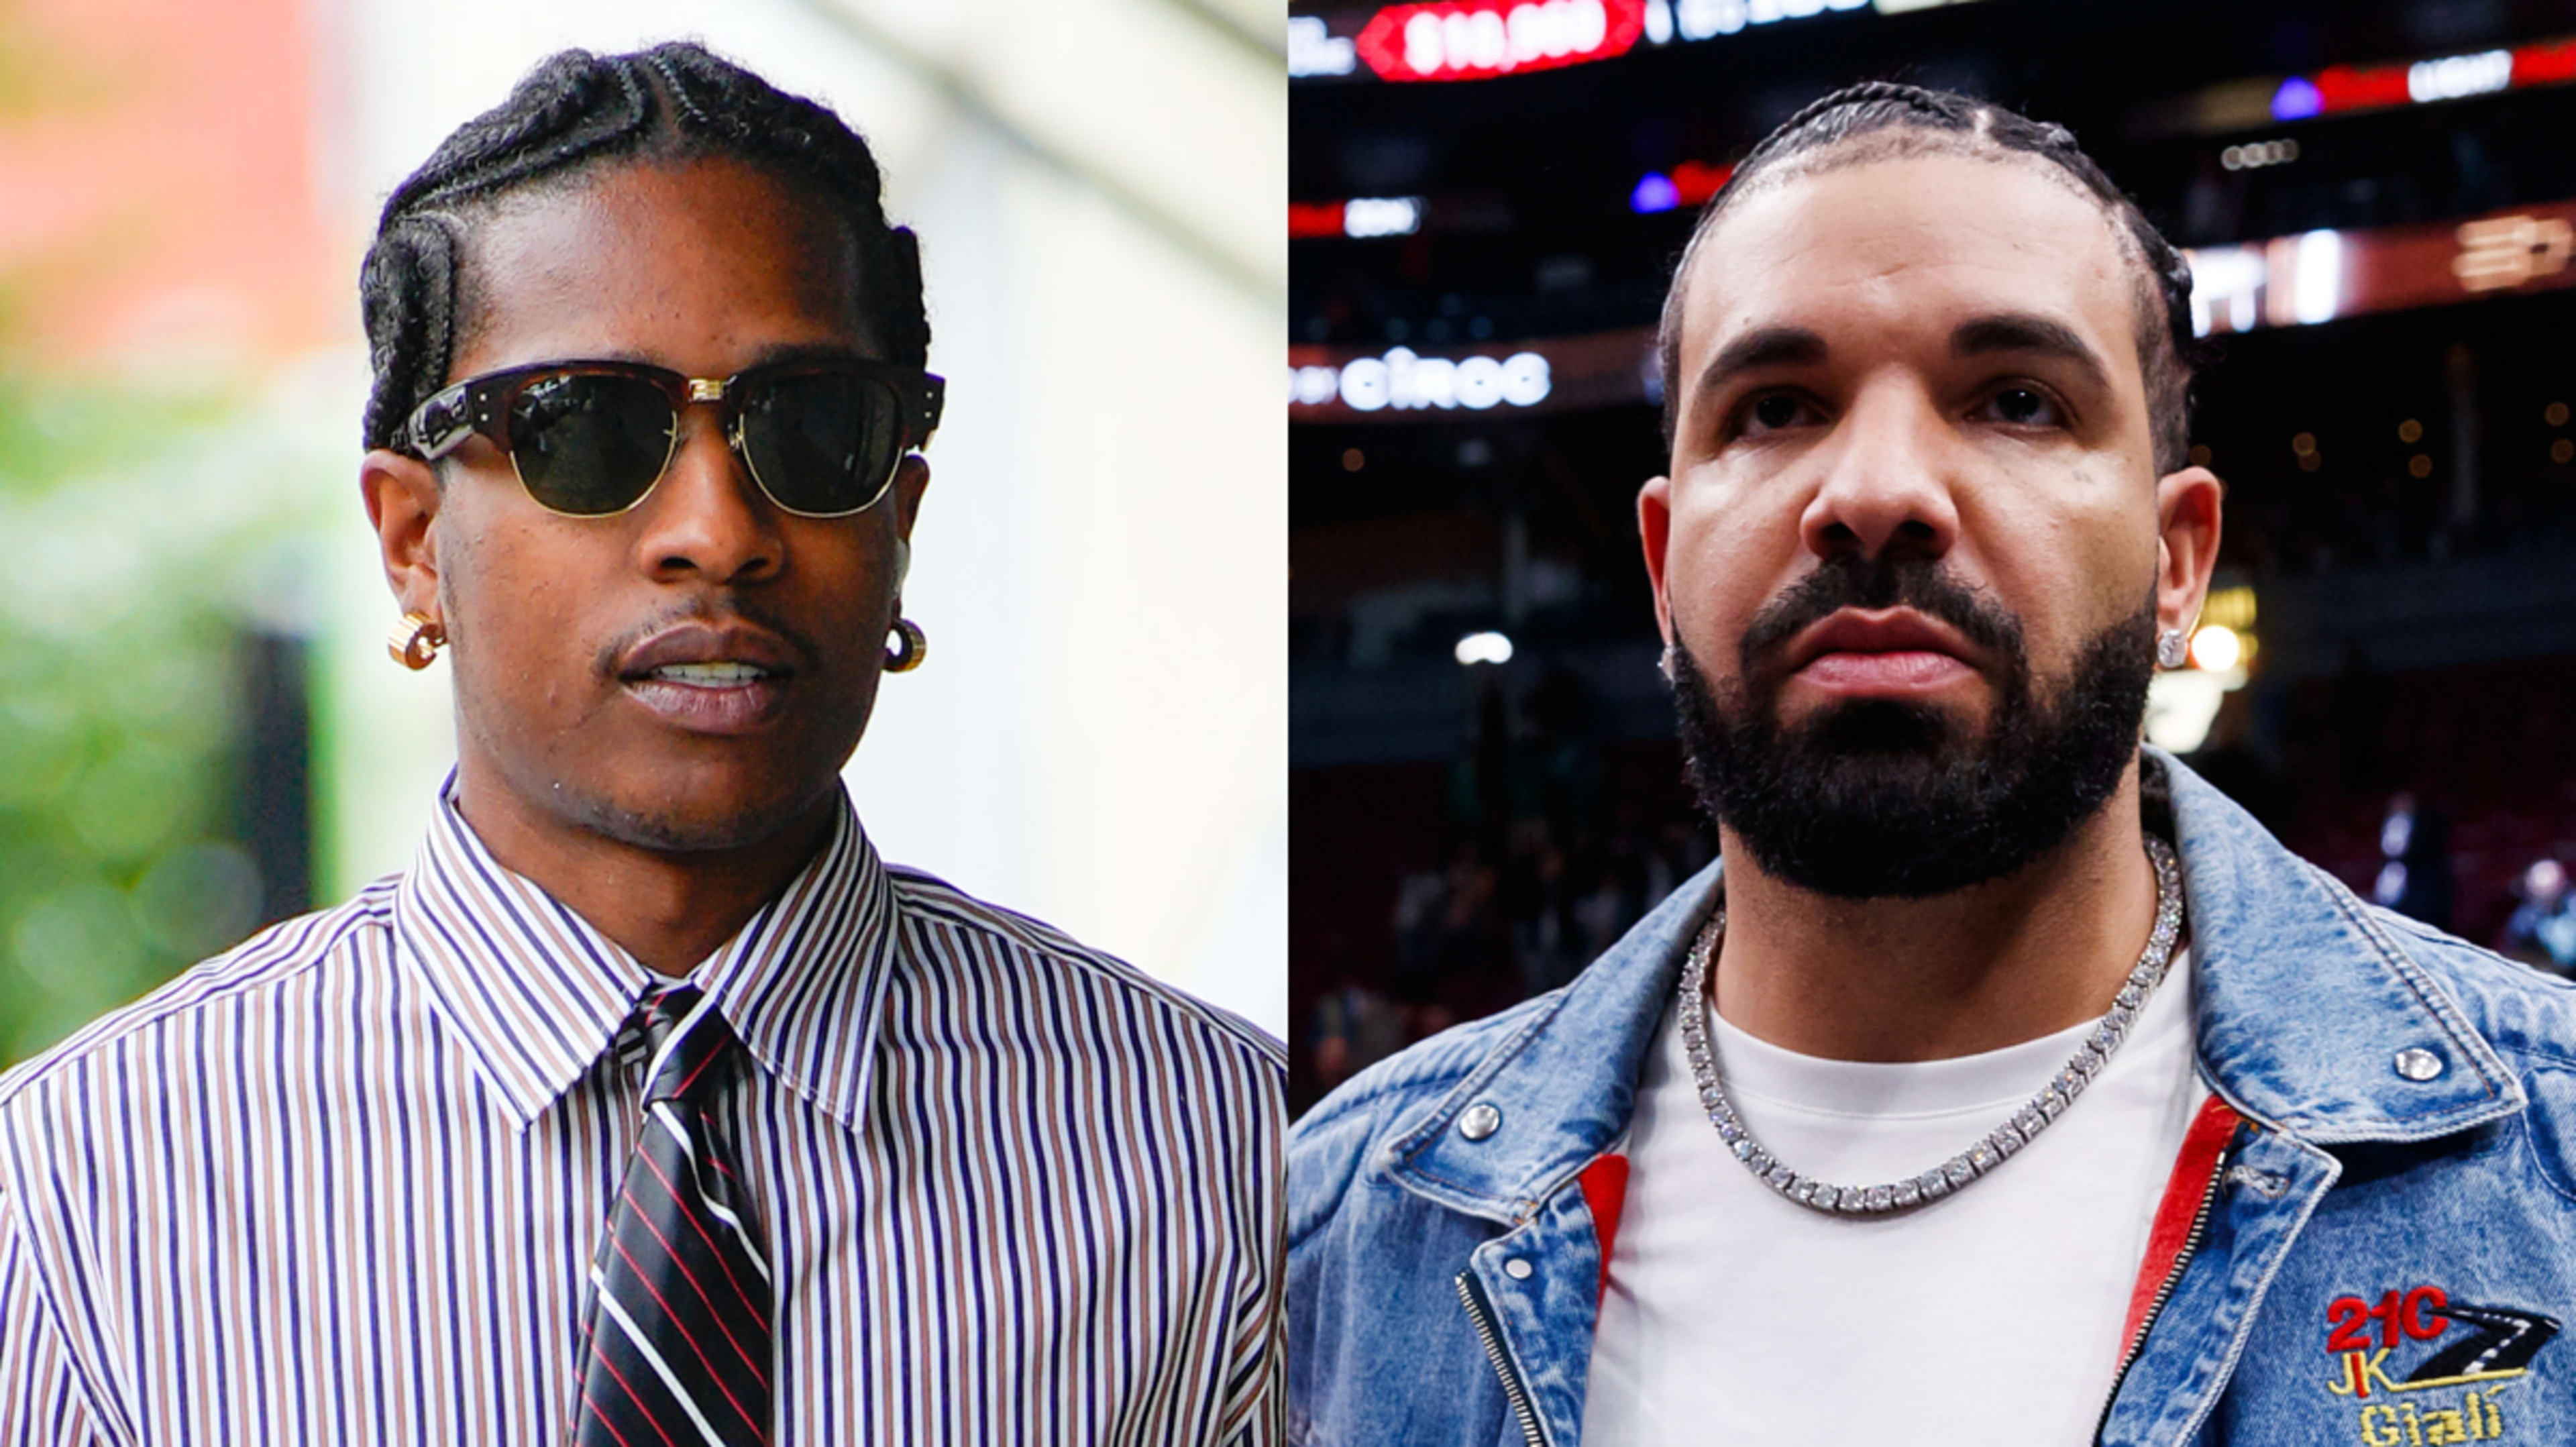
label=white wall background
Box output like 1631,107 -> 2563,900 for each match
306,0 -> 1285,1034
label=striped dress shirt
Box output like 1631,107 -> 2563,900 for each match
0,783 -> 1283,1444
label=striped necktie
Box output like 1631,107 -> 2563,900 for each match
574,985 -> 773,1446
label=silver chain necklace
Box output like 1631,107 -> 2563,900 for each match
1676,834 -> 2184,1218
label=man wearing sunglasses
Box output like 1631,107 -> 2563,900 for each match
0,43 -> 1282,1444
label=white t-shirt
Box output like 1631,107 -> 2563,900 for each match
1582,951 -> 2205,1445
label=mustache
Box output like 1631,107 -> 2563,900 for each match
591,596 -> 821,677
1739,554 -> 2023,672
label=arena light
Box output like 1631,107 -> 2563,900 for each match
2521,38 -> 2576,84
1292,365 -> 1342,406
2184,226 -> 2353,335
2408,48 -> 2512,103
2220,139 -> 2299,170
1640,0 -> 1872,46
2188,625 -> 2243,672
2270,76 -> 2324,121
1289,201 -> 1346,239
2258,36 -> 2576,123
1293,347 -> 1554,413
2200,585 -> 2257,633
1343,197 -> 1424,237
2453,214 -> 2574,292
1289,15 -> 1361,76
1673,160 -> 1732,205
1291,197 -> 1431,239
1630,160 -> 1731,215
2292,229 -> 2343,325
2310,62 -> 2414,112
1355,0 -> 1646,81
2183,244 -> 2265,337
1455,631 -> 1515,665
1293,325 -> 1652,419
1298,0 -> 1962,85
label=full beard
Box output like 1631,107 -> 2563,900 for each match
1670,556 -> 2156,900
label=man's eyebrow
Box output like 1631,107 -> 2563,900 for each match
1951,313 -> 2112,396
1692,326 -> 1828,403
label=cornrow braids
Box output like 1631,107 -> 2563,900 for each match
358,42 -> 929,454
1655,81 -> 2202,475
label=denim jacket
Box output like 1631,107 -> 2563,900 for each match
1288,752 -> 2576,1445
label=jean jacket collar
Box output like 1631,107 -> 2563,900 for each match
1380,749 -> 2525,1221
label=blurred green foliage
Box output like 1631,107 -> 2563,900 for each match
0,365 -> 286,1063
0,1 -> 339,1066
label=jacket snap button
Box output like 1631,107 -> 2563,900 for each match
1458,1103 -> 1503,1140
2394,1048 -> 2445,1081
1503,1258 -> 1534,1280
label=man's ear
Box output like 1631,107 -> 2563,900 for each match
2153,464 -> 2224,641
890,453 -> 929,542
1638,473 -> 1677,648
362,449 -> 445,619
887,453 -> 929,604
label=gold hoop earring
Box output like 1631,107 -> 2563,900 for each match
884,617 -> 926,674
388,612 -> 446,670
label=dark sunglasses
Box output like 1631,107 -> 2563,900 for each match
403,358 -> 945,518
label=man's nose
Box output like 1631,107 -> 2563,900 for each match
631,408 -> 785,584
1796,386 -> 1961,564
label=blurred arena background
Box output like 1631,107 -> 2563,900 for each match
0,0 -> 1284,1062
1290,0 -> 2576,1112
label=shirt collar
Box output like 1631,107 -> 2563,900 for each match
393,775 -> 897,1133
2157,747 -> 2520,1139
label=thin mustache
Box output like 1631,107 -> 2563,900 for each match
593,600 -> 820,678
1740,556 -> 2021,669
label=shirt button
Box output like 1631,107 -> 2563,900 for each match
1458,1103 -> 1503,1140
1503,1258 -> 1534,1280
2394,1047 -> 2445,1081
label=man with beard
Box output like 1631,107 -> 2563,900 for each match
1287,84 -> 2576,1445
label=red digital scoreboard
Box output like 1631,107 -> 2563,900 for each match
1354,0 -> 1646,82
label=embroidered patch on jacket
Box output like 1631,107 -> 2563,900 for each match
2322,1285 -> 2560,1442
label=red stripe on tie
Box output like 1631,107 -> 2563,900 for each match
620,1181 -> 771,1382
673,1043 -> 724,1099
582,1390 -> 641,1447
636,1140 -> 771,1330
609,1234 -> 769,1440
587,1336 -> 681,1447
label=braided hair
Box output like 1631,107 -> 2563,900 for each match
1656,81 -> 2200,474
359,42 -> 929,454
